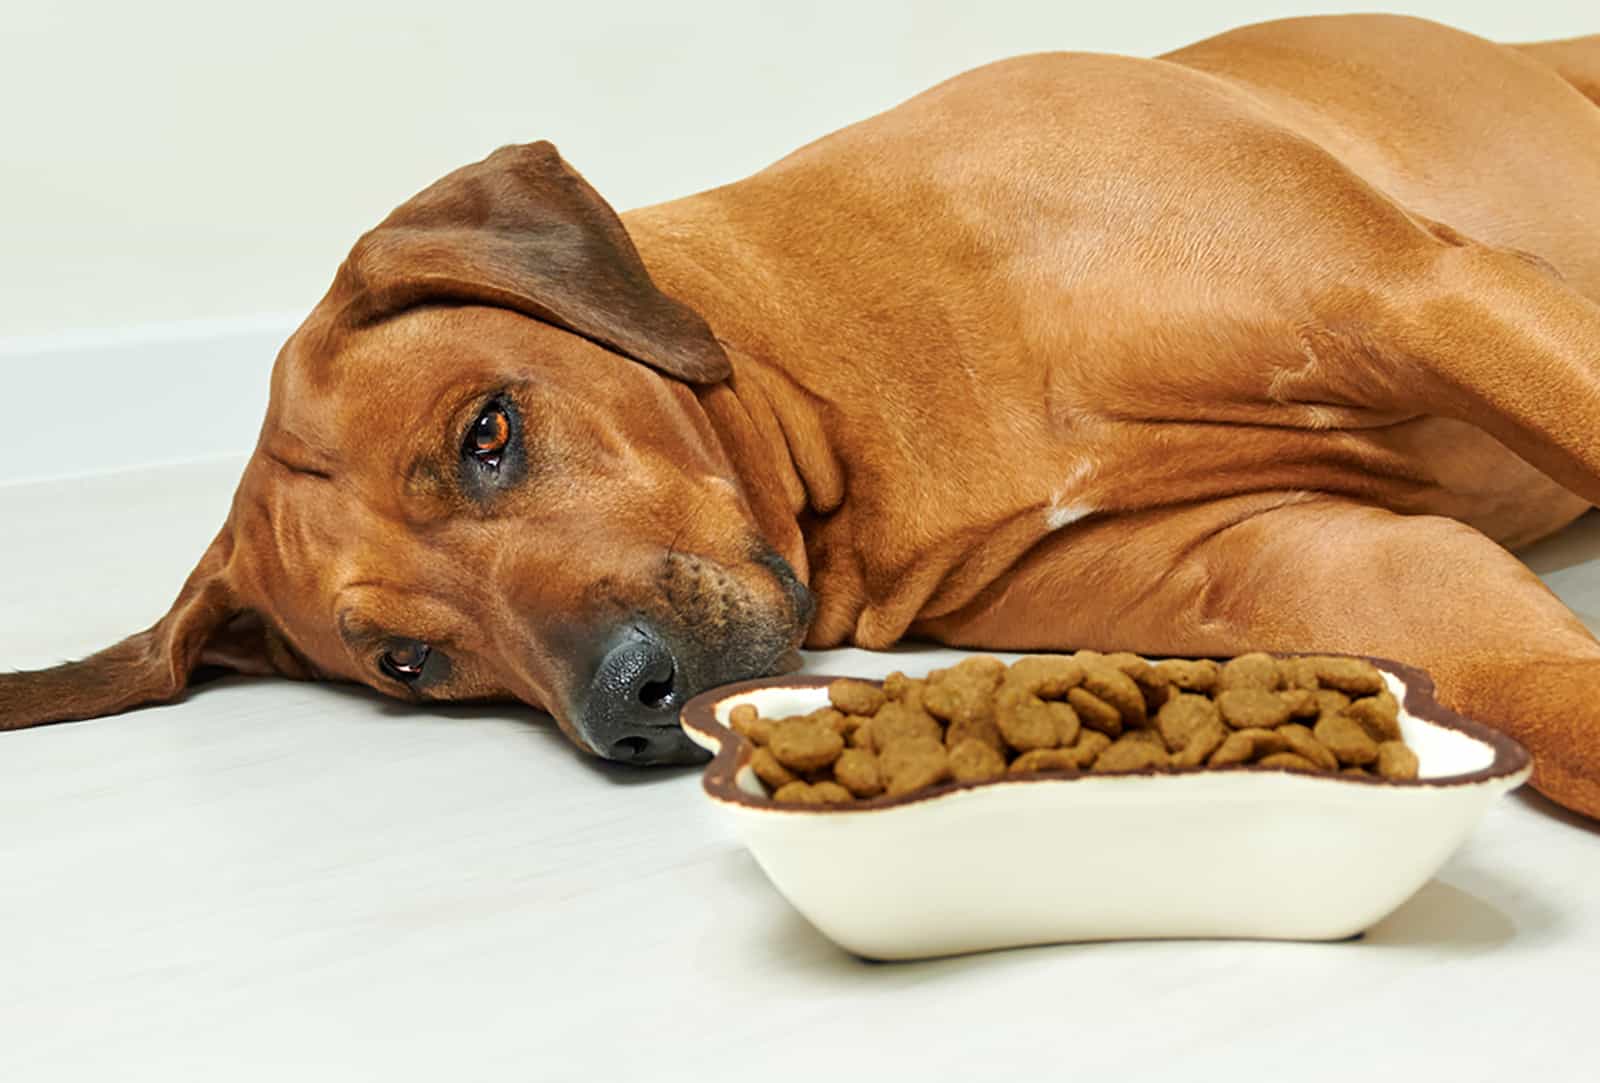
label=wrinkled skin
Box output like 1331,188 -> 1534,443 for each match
230,307 -> 813,756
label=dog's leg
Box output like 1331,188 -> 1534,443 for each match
1356,241 -> 1600,505
915,495 -> 1600,818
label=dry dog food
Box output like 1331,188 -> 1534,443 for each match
729,652 -> 1420,805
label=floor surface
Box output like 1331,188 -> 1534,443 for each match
2,458 -> 1597,1082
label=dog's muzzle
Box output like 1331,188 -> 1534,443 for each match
570,549 -> 814,765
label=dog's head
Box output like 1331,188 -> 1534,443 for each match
0,142 -> 813,764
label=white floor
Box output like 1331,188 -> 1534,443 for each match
2,458 -> 1597,1083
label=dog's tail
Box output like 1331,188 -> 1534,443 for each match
1516,34 -> 1600,108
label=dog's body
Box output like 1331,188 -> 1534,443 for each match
624,15 -> 1600,642
6,15 -> 1600,817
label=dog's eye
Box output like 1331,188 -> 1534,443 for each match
379,640 -> 431,683
465,404 -> 511,470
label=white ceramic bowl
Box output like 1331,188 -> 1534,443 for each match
680,656 -> 1531,960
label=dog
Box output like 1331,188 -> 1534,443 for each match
4,14 -> 1600,818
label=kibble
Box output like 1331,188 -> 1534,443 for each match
833,748 -> 885,797
828,679 -> 886,717
1067,687 -> 1124,737
1313,713 -> 1380,766
768,719 -> 844,772
879,734 -> 950,795
1216,687 -> 1292,729
730,653 -> 1419,803
1376,740 -> 1420,780
950,739 -> 1008,782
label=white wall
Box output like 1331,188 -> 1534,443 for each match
0,0 -> 1593,481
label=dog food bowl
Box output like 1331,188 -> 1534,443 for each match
679,656 -> 1530,960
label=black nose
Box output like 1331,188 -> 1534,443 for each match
577,625 -> 710,766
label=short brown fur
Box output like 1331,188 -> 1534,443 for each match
6,15 -> 1600,817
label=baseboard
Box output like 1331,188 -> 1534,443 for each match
0,313 -> 299,487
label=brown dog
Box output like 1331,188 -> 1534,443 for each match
5,15 -> 1600,816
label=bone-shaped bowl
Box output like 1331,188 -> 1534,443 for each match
679,656 -> 1531,960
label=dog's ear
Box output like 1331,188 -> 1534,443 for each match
0,530 -> 304,732
329,140 -> 731,384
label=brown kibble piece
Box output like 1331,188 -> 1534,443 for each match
1217,687 -> 1292,730
1279,723 -> 1339,771
1104,652 -> 1157,690
995,681 -> 1081,752
773,780 -> 854,805
1345,691 -> 1402,742
1217,652 -> 1282,692
1342,766 -> 1372,778
880,735 -> 950,795
1122,727 -> 1166,750
833,748 -> 885,797
1094,736 -> 1168,773
1280,657 -> 1322,691
882,671 -> 913,701
923,679 -> 993,727
900,679 -> 933,714
768,719 -> 845,772
924,658 -> 1006,725
1208,727 -> 1289,767
870,701 -> 944,749
1257,752 -> 1321,772
1376,741 -> 1420,781
840,714 -> 873,737
1209,732 -> 1254,767
810,781 -> 855,804
1153,658 -> 1221,693
1006,655 -> 1084,697
772,781 -> 815,803
1066,729 -> 1112,768
1129,669 -> 1175,713
945,714 -> 1004,753
1051,705 -> 1082,747
752,747 -> 799,790
1173,720 -> 1229,767
1311,657 -> 1385,696
1280,688 -> 1320,719
1313,713 -> 1380,766
828,679 -> 886,717
1009,748 -> 1083,775
1233,727 -> 1291,756
732,711 -> 774,745
1112,653 -> 1168,710
1068,687 -> 1123,736
956,654 -> 1009,683
890,675 -> 934,713
949,739 -> 1008,782
729,703 -> 759,727
807,707 -> 851,737
1314,689 -> 1352,717
1080,664 -> 1147,727
1156,693 -> 1222,753
1000,657 -> 1086,747
992,691 -> 1060,751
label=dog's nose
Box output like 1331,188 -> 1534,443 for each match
577,625 -> 709,766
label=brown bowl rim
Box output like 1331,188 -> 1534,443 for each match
678,654 -> 1532,814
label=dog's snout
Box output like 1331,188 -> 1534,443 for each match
577,625 -> 710,766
